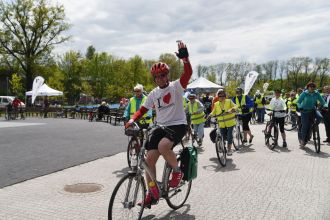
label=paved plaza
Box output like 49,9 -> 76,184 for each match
0,118 -> 329,219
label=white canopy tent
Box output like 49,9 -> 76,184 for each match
26,84 -> 63,96
187,77 -> 223,93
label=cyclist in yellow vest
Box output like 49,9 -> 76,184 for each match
124,84 -> 152,128
232,87 -> 254,143
287,91 -> 298,127
187,93 -> 205,146
254,91 -> 266,123
210,90 -> 237,155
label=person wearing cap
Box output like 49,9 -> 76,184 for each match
210,90 -> 237,155
268,89 -> 288,147
187,93 -> 205,146
254,91 -> 266,123
232,87 -> 254,143
297,82 -> 327,147
97,101 -> 110,121
124,84 -> 152,127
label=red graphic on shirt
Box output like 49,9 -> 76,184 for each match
163,92 -> 171,104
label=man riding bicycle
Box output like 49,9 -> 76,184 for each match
126,41 -> 192,208
297,82 -> 327,147
124,84 -> 152,128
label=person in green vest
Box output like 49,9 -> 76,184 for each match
187,93 -> 205,146
287,91 -> 298,127
124,84 -> 152,128
210,89 -> 237,155
253,91 -> 266,123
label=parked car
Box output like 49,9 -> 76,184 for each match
0,96 -> 25,109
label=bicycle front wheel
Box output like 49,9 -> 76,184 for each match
165,165 -> 192,210
313,125 -> 321,153
284,114 -> 296,131
215,135 -> 227,167
265,123 -> 278,150
232,126 -> 240,150
108,173 -> 146,220
127,137 -> 140,168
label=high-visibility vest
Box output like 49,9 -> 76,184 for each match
188,101 -> 206,125
235,95 -> 253,114
255,96 -> 265,109
130,96 -> 151,124
287,97 -> 298,112
183,97 -> 187,110
214,100 -> 236,128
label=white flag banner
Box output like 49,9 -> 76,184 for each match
31,76 -> 44,104
244,71 -> 259,95
263,83 -> 269,93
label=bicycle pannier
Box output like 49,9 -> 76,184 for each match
180,145 -> 198,181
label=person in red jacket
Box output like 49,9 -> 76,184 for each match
126,41 -> 192,208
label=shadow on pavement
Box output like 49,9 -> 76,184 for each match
204,158 -> 240,172
272,146 -> 292,153
142,204 -> 195,220
112,167 -> 131,177
302,146 -> 330,158
236,145 -> 255,154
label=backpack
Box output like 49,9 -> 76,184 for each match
180,145 -> 198,181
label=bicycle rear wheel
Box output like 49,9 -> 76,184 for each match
265,123 -> 278,150
165,160 -> 192,210
108,173 -> 146,220
313,125 -> 321,153
215,135 -> 226,167
232,126 -> 240,150
127,137 -> 140,168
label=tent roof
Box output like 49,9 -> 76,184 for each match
187,77 -> 223,90
26,84 -> 63,96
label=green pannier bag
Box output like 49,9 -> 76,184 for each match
180,145 -> 198,181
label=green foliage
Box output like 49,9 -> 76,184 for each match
0,0 -> 71,90
9,73 -> 24,97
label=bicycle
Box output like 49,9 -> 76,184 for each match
297,109 -> 323,153
232,115 -> 243,150
263,109 -> 286,150
126,120 -> 148,168
284,109 -> 298,131
109,123 -> 193,220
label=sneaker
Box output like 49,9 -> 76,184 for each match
249,135 -> 254,143
138,193 -> 158,208
299,139 -> 306,148
169,171 -> 184,188
323,138 -> 330,143
283,141 -> 287,148
227,149 -> 233,156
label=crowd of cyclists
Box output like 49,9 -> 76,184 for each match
119,41 -> 329,211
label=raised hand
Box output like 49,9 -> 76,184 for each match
175,41 -> 189,59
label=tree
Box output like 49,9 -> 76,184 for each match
9,73 -> 24,97
0,0 -> 70,90
85,45 -> 96,60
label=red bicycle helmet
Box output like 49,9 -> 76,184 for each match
150,62 -> 169,76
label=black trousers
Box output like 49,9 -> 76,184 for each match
322,111 -> 330,139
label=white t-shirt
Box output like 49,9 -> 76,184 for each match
269,97 -> 287,118
143,80 -> 187,126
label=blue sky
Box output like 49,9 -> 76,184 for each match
53,0 -> 330,68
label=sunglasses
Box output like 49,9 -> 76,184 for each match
154,73 -> 167,80
134,90 -> 141,93
218,95 -> 226,97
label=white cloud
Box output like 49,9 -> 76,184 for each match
52,0 -> 330,69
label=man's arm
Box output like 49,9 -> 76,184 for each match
179,58 -> 192,89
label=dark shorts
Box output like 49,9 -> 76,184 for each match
147,124 -> 187,151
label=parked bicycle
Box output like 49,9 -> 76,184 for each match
263,109 -> 286,150
109,123 -> 193,220
232,115 -> 243,150
284,109 -> 298,131
297,109 -> 324,153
